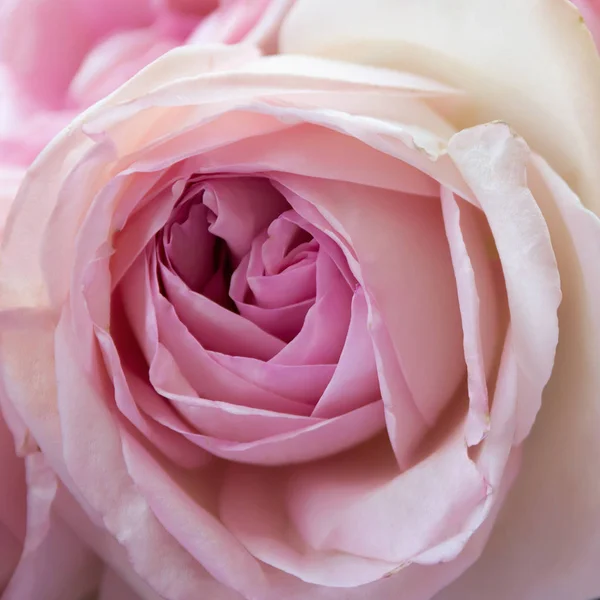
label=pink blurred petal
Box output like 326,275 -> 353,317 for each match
0,0 -> 154,107
69,29 -> 178,110
189,0 -> 274,44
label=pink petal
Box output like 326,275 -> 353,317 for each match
188,0 -> 274,44
2,453 -> 101,600
95,312 -> 210,469
276,174 -> 466,466
312,288 -> 381,418
121,252 -> 313,415
159,260 -> 285,360
52,307 -> 248,599
230,251 -> 314,341
448,125 -> 560,443
441,189 -> 506,445
0,0 -> 154,107
162,201 -> 216,291
220,429 -> 485,587
119,431 -> 268,598
202,176 -> 289,264
436,138 -> 600,600
68,29 -> 177,108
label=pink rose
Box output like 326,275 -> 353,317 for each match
2,25 -> 600,599
572,0 -> 600,47
280,0 -> 600,599
0,0 -> 295,166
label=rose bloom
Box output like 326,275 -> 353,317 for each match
0,0 -> 294,166
1,3 -> 600,600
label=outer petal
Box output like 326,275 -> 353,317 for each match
2,453 -> 101,600
436,146 -> 600,600
280,0 -> 600,212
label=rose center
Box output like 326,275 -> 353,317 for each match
156,176 -> 321,342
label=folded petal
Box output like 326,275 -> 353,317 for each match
436,142 -> 600,600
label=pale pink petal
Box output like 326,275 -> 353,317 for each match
2,453 -> 101,600
0,166 -> 24,233
119,432 -> 268,598
448,125 -> 561,442
436,144 -> 600,600
220,429 -> 485,587
441,189 -> 506,444
280,0 -> 600,211
51,307 -> 257,599
188,0 -> 274,44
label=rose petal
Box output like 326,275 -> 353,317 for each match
441,189 -> 506,445
159,261 -> 285,360
312,288 -> 381,418
0,0 -> 154,107
448,124 -> 561,442
2,453 -> 101,600
275,174 -> 465,466
436,140 -> 600,600
280,0 -> 600,211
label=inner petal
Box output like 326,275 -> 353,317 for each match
230,211 -> 326,341
163,199 -> 215,291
